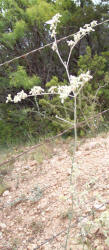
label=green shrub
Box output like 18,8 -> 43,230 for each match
9,66 -> 41,89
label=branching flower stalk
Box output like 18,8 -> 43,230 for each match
46,14 -> 94,250
6,13 -> 97,249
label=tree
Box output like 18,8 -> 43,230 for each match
0,0 -> 109,144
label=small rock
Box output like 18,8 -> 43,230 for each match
93,203 -> 106,211
67,169 -> 71,176
24,166 -> 30,170
94,239 -> 100,248
41,212 -> 45,216
30,160 -> 38,167
64,191 -> 68,195
53,148 -> 57,152
42,217 -> 45,222
23,240 -> 26,244
46,207 -> 51,212
58,156 -> 64,161
0,223 -> 6,230
0,232 -> 3,239
3,190 -> 10,196
96,246 -> 104,250
67,199 -> 72,205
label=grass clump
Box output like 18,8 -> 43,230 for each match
25,142 -> 55,164
0,166 -> 9,176
60,208 -> 72,220
30,221 -> 44,234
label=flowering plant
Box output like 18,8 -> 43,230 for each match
6,13 -> 97,104
6,14 -> 109,250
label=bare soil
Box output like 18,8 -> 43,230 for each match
0,133 -> 109,250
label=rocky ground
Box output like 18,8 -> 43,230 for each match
0,133 -> 109,250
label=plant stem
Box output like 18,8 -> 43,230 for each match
64,95 -> 77,250
74,95 -> 77,154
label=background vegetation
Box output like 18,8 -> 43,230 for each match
0,0 -> 109,145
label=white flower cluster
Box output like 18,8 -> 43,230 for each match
6,86 -> 44,103
67,20 -> 97,47
52,41 -> 58,51
29,86 -> 44,96
67,40 -> 75,47
6,71 -> 92,104
48,85 -> 72,103
69,71 -> 93,93
6,91 -> 27,103
57,85 -> 72,104
46,13 -> 62,38
48,71 -> 92,103
13,90 -> 27,103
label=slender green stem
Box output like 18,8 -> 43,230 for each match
64,95 -> 77,250
74,95 -> 77,155
54,33 -> 78,250
34,96 -> 40,112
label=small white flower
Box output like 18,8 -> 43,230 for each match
6,94 -> 12,103
86,26 -> 95,32
69,71 -> 92,94
48,86 -> 57,94
72,20 -> 97,46
74,33 -> 81,43
69,75 -> 78,84
13,95 -> 20,103
18,90 -> 27,100
91,20 -> 97,27
57,85 -> 72,103
67,40 -> 75,47
52,41 -> 57,51
46,13 -> 62,38
13,90 -> 27,103
79,27 -> 87,35
51,30 -> 56,38
29,86 -> 44,96
84,24 -> 90,28
45,20 -> 54,25
56,71 -> 92,103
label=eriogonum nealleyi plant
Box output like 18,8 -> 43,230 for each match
44,13 -> 96,250
6,14 -> 109,249
6,13 -> 98,249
